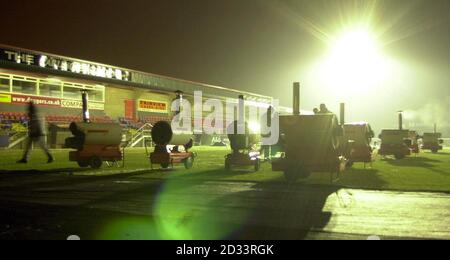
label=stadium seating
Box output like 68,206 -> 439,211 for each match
0,111 -> 181,131
0,112 -> 115,126
0,112 -> 28,125
117,116 -> 176,130
140,115 -> 172,125
118,117 -> 145,129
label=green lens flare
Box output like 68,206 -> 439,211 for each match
153,178 -> 251,240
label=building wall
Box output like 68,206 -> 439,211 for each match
104,86 -> 134,119
0,68 -> 271,128
104,84 -> 173,120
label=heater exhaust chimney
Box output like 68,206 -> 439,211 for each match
340,103 -> 345,126
398,111 -> 403,130
267,106 -> 273,127
174,90 -> 184,116
81,90 -> 90,123
234,95 -> 246,134
293,82 -> 300,116
238,95 -> 245,122
434,123 -> 437,134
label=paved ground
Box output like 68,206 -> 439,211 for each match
0,170 -> 449,240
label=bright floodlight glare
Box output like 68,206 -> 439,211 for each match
248,121 -> 261,133
323,29 -> 388,94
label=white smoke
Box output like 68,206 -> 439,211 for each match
404,96 -> 450,133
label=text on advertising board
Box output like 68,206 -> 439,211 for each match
0,93 -> 104,110
1,48 -> 130,82
138,99 -> 168,113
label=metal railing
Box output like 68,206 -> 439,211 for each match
127,123 -> 153,148
7,132 -> 28,149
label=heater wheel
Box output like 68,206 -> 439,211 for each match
161,163 -> 170,169
284,168 -> 298,182
284,164 -> 310,182
431,148 -> 438,154
225,158 -> 231,171
346,161 -> 354,168
254,158 -> 261,172
183,156 -> 194,169
77,161 -> 89,168
394,154 -> 405,160
90,156 -> 103,169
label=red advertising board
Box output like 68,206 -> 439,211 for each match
138,99 -> 168,113
124,99 -> 136,120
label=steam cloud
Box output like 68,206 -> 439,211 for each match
404,96 -> 450,134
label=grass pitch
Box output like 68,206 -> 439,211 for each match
0,146 -> 449,192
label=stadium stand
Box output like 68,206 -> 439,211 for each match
0,111 -> 115,126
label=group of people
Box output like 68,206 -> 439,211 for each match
313,104 -> 332,115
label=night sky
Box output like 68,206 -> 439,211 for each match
2,0 -> 449,132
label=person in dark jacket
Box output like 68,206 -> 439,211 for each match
17,102 -> 54,164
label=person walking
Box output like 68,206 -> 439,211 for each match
17,102 -> 54,164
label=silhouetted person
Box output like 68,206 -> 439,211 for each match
313,108 -> 319,114
318,103 -> 331,114
17,102 -> 54,164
